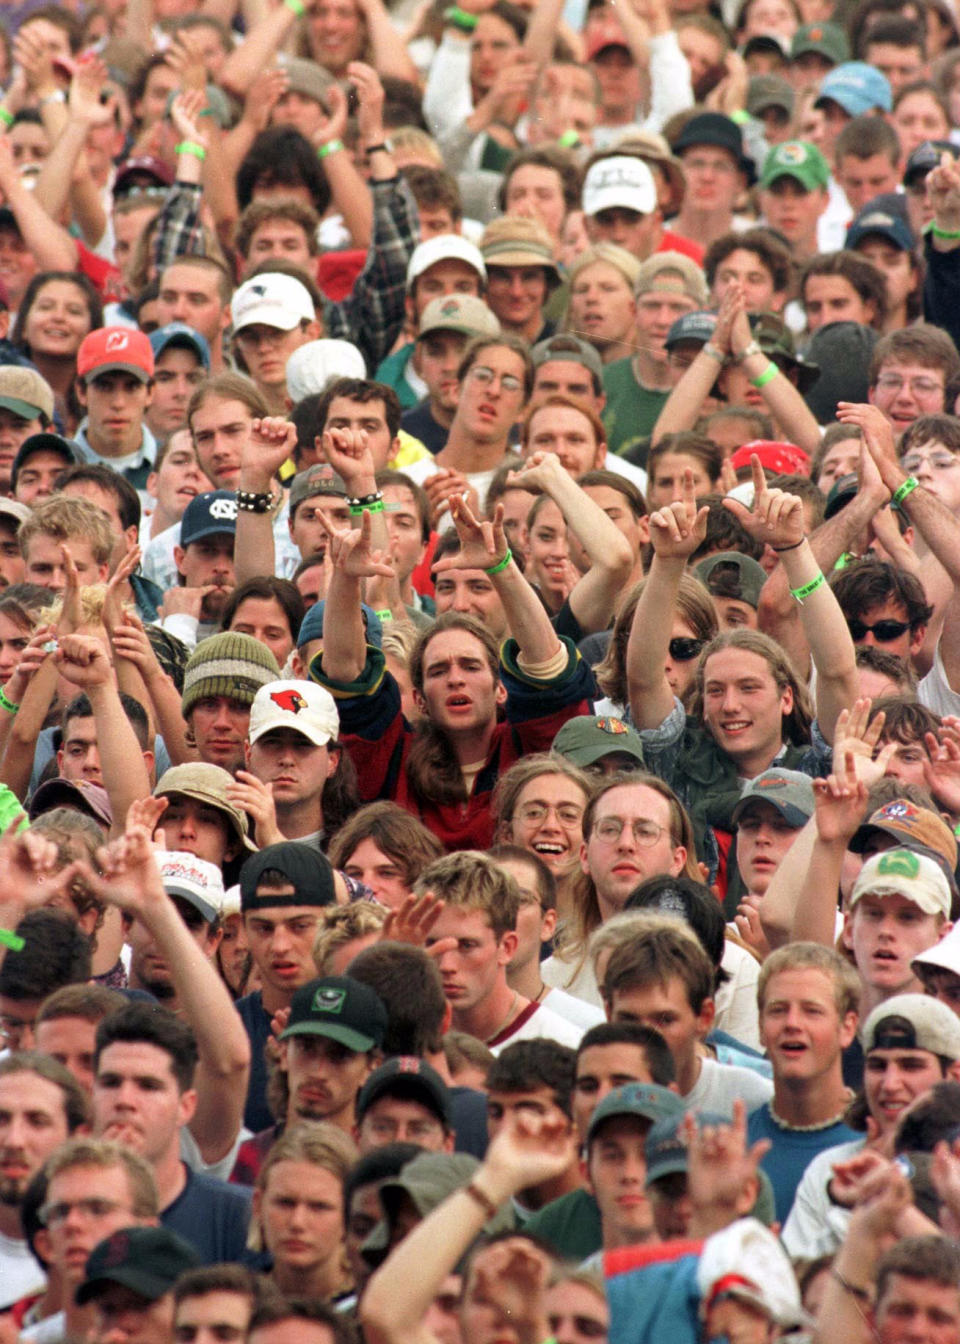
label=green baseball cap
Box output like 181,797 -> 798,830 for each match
586,1082 -> 682,1145
695,551 -> 768,610
280,975 -> 388,1052
760,140 -> 830,192
790,21 -> 849,64
551,715 -> 645,769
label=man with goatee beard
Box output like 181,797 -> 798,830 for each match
0,1053 -> 88,1310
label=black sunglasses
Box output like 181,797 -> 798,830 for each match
668,637 -> 707,661
847,619 -> 912,643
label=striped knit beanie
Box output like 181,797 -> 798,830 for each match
181,633 -> 281,719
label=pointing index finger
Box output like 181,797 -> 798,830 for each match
750,452 -> 766,498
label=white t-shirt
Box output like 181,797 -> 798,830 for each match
543,986 -> 606,1031
541,952 -> 601,1007
715,937 -> 762,1051
0,1228 -> 45,1309
919,640 -> 960,716
780,1136 -> 864,1260
684,1055 -> 773,1114
488,1001 -> 584,1055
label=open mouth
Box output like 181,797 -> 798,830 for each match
720,719 -> 751,734
533,842 -> 566,856
446,695 -> 472,710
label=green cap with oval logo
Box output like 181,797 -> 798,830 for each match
280,975 -> 388,1052
759,139 -> 830,192
850,847 -> 952,920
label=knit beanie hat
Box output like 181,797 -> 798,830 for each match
181,633 -> 281,718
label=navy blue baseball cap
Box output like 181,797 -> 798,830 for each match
846,195 -> 916,252
665,310 -> 718,350
179,490 -> 238,546
298,599 -> 383,649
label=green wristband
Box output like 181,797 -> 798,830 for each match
751,362 -> 779,389
892,475 -> 920,507
349,499 -> 385,516
834,551 -> 854,571
374,609 -> 393,621
284,0 -> 306,15
0,107 -> 13,128
790,572 -> 825,603
444,4 -> 478,29
0,928 -> 24,952
484,548 -> 513,577
317,138 -> 344,160
175,141 -> 206,161
0,687 -> 19,714
926,221 -> 960,241
558,130 -> 580,147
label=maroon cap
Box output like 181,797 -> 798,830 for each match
113,156 -> 174,193
730,439 -> 811,477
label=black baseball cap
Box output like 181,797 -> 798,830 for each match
76,1227 -> 200,1305
280,975 -> 388,1052
11,432 -> 79,489
239,841 -> 337,911
356,1056 -> 452,1127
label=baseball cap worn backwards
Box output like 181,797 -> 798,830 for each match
280,974 -> 388,1051
863,993 -> 960,1059
239,840 -> 337,910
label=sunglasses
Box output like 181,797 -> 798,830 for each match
668,637 -> 707,661
847,619 -> 911,643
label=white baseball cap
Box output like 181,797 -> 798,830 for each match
287,339 -> 366,402
249,679 -> 340,748
582,156 -> 657,218
405,234 -> 487,293
850,847 -> 952,920
157,849 -> 226,923
231,273 -> 315,332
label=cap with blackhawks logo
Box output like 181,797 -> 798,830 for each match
248,679 -> 339,748
281,974 -> 388,1052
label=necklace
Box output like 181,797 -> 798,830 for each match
485,990 -> 520,1044
768,1088 -> 854,1133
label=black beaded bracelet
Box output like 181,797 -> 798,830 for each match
348,490 -> 384,508
365,142 -> 389,156
237,489 -> 276,514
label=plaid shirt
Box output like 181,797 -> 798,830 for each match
151,180 -> 205,275
323,174 -> 419,371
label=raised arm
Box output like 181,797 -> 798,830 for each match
53,634 -> 151,835
508,452 -> 634,634
218,2 -> 301,97
33,55 -> 114,246
652,289 -> 736,443
0,134 -> 76,273
627,470 -> 708,729
314,510 -> 395,682
725,456 -> 858,743
434,496 -> 563,664
310,82 -> 372,251
234,417 -> 297,586
79,812 -> 251,1165
727,301 -> 821,458
356,0 -> 420,83
361,1112 -> 574,1344
110,612 -> 197,767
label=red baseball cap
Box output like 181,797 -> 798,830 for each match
730,439 -> 811,477
77,327 -> 155,384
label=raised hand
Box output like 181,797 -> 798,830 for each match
0,822 -> 86,933
57,544 -> 84,636
422,469 -> 479,530
170,88 -> 210,151
317,508 -> 395,580
837,402 -> 899,494
733,894 -> 771,959
648,467 -> 709,561
813,750 -> 874,846
321,425 -> 377,487
12,24 -> 58,97
2,624 -> 57,708
77,825 -> 168,920
831,699 -> 894,785
506,450 -> 565,494
103,541 -> 142,634
723,454 -> 804,550
483,1109 -> 579,1198
923,717 -> 960,814
69,53 -> 114,126
126,794 -> 169,846
244,417 -> 296,487
242,67 -> 289,133
829,1148 -> 892,1209
383,891 -> 454,959
682,1098 -> 771,1232
432,495 -> 509,574
224,770 -> 285,849
348,61 -> 386,146
110,611 -> 165,683
926,151 -> 960,234
54,633 -> 113,690
310,81 -> 349,151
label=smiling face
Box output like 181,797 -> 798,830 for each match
865,1044 -> 947,1135
508,771 -> 589,879
844,892 -> 947,997
524,498 -> 570,604
23,278 -> 93,359
870,359 -> 947,436
700,646 -> 792,775
307,0 -> 364,73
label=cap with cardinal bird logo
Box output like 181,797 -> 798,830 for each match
248,679 -> 340,748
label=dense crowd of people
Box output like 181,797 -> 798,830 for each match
5,0 -> 960,1339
